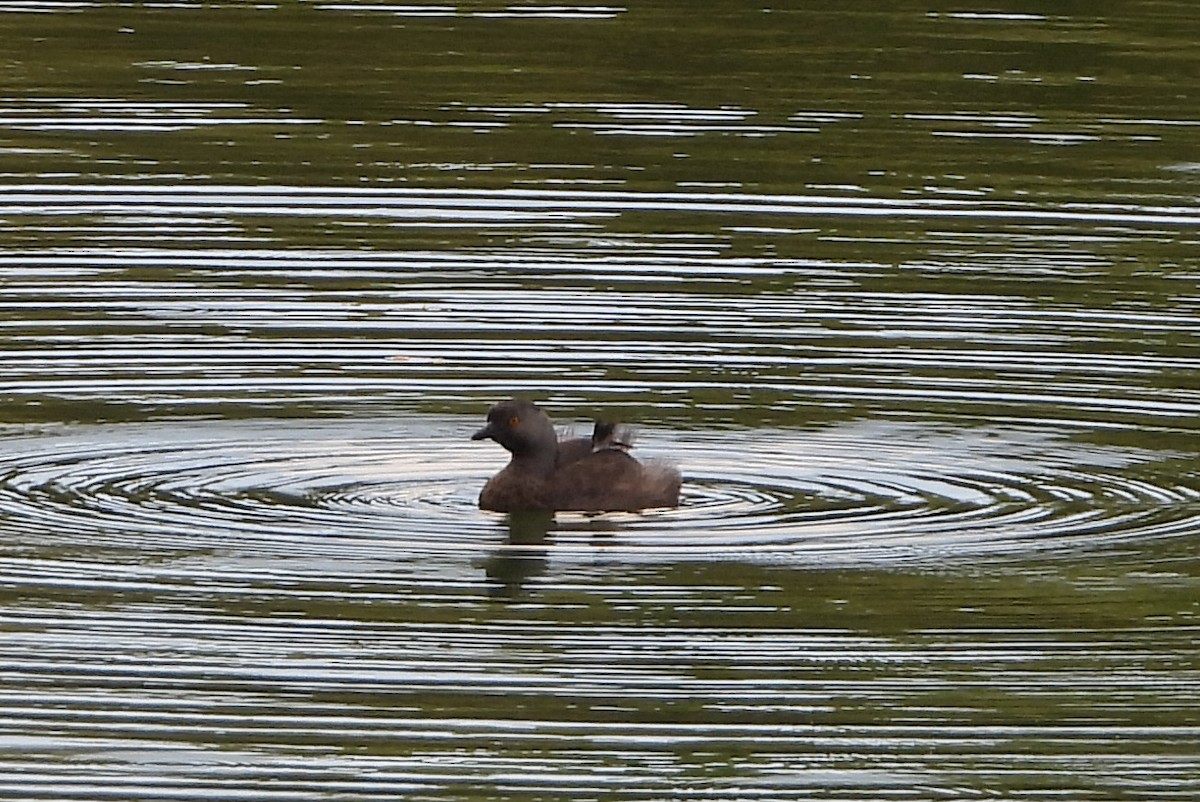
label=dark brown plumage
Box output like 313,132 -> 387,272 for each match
471,398 -> 681,513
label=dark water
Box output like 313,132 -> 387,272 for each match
2,2 -> 1199,799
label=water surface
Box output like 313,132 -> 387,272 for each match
1,1 -> 1198,799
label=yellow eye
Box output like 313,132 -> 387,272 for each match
508,416 -> 520,427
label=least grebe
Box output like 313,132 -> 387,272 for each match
471,397 -> 681,512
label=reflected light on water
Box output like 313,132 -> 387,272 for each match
2,0 -> 1199,797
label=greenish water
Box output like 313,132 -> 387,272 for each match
1,2 -> 1198,799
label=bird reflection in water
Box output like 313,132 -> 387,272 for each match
481,510 -> 622,597
482,510 -> 554,597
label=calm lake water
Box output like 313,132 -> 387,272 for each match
2,2 -> 1198,799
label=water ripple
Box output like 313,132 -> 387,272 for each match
1,419 -> 1194,572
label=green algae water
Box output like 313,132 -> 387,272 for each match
1,2 -> 1198,798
